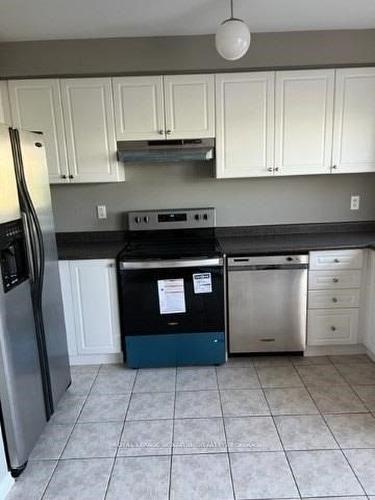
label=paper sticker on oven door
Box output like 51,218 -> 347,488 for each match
193,273 -> 212,294
157,279 -> 186,314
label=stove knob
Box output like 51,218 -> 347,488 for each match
203,213 -> 208,220
135,216 -> 141,224
143,216 -> 149,223
194,214 -> 200,221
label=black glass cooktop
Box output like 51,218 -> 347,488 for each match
118,229 -> 222,261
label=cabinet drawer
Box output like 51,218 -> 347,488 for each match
308,270 -> 362,289
309,250 -> 363,270
307,308 -> 359,345
308,289 -> 360,309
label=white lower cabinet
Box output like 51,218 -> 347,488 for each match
307,249 -> 364,346
59,259 -> 122,363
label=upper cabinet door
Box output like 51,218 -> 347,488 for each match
112,76 -> 165,140
0,82 -> 11,125
332,68 -> 375,174
164,74 -> 215,139
8,79 -> 69,184
61,78 -> 124,183
275,70 -> 334,176
215,72 -> 275,178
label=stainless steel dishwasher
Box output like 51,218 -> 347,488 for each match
228,255 -> 309,353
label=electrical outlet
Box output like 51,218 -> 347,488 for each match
97,205 -> 107,219
350,195 -> 360,211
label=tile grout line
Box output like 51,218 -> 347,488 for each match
335,363 -> 375,415
215,365 -> 237,500
40,364 -> 102,500
103,365 -> 138,500
168,367 -> 177,500
254,361 -> 303,500
298,362 -> 370,498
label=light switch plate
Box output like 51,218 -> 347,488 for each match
97,205 -> 107,219
350,195 -> 360,211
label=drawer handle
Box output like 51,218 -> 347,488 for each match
332,278 -> 339,283
334,258 -> 340,263
331,326 -> 336,331
332,297 -> 338,303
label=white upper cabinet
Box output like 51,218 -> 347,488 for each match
113,76 -> 165,141
275,69 -> 335,176
332,67 -> 375,173
8,79 -> 69,183
215,72 -> 275,178
163,74 -> 215,139
61,78 -> 124,183
0,82 -> 11,125
113,74 -> 215,141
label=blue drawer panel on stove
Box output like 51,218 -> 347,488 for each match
124,332 -> 226,368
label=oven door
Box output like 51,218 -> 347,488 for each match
118,257 -> 225,367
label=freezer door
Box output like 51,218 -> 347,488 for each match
228,268 -> 307,353
0,125 -> 20,224
17,130 -> 70,409
0,274 -> 46,471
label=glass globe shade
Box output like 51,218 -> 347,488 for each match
215,18 -> 251,61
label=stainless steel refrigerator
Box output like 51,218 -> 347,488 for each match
0,124 -> 71,476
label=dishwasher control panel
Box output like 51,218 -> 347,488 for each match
228,255 -> 309,267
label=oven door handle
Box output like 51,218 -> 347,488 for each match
119,257 -> 223,270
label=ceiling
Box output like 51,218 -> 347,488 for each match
0,0 -> 375,42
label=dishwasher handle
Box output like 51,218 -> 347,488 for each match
228,255 -> 309,270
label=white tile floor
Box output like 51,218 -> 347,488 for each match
6,354 -> 375,500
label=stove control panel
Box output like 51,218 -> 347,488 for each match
128,208 -> 216,231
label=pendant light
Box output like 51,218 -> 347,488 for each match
215,0 -> 251,61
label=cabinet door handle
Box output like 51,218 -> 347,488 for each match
69,174 -> 74,179
166,129 -> 171,135
332,297 -> 338,303
332,278 -> 339,283
159,130 -> 164,135
61,174 -> 67,179
331,326 -> 336,331
267,167 -> 273,172
274,167 -> 279,172
334,258 -> 340,263
332,165 -> 337,170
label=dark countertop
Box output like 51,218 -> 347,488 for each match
57,222 -> 375,260
218,231 -> 375,256
56,231 -> 127,260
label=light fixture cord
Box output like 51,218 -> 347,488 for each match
230,0 -> 234,19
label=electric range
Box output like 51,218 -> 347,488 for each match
117,208 -> 226,368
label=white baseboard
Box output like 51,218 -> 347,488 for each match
69,353 -> 122,366
365,347 -> 375,362
305,344 -> 366,357
0,473 -> 14,499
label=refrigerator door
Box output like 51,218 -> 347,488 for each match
0,280 -> 47,472
0,124 -> 47,472
15,129 -> 71,411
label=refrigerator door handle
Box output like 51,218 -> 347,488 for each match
21,211 -> 36,284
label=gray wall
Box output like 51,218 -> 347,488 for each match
1,30 -> 375,78
2,30 -> 375,231
50,165 -> 375,231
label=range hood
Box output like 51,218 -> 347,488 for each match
117,138 -> 215,163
